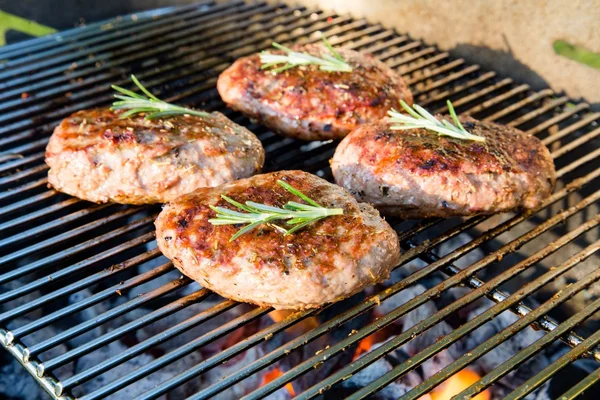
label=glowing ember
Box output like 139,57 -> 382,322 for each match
429,368 -> 491,400
353,335 -> 376,361
260,367 -> 296,396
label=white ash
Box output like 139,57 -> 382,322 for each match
1,349 -> 48,400
375,283 -> 463,361
1,317 -> 75,399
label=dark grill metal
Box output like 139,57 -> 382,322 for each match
1,1 -> 599,399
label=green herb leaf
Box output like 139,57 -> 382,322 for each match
387,100 -> 485,142
260,35 -> 352,73
209,180 -> 344,241
111,75 -> 211,120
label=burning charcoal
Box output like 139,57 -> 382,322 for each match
340,339 -> 425,399
421,349 -> 457,380
375,284 -> 461,359
204,346 -> 265,400
464,304 -> 549,391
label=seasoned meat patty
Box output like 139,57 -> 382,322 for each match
332,117 -> 556,218
46,108 -> 264,204
217,43 -> 413,141
155,170 -> 400,310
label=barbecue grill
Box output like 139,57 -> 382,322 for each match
1,1 -> 599,399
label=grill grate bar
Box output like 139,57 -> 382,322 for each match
551,126 -> 600,159
462,84 -> 530,115
0,154 -> 45,174
458,286 -> 600,398
508,96 -> 570,128
0,177 -> 48,202
483,89 -> 554,122
0,191 -> 56,216
526,102 -> 590,136
420,71 -> 496,106
542,112 -> 600,146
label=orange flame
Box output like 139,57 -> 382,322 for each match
428,368 -> 491,400
260,367 -> 296,397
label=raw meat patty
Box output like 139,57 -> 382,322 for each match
217,42 -> 413,141
46,108 -> 264,204
332,117 -> 556,218
155,170 -> 400,309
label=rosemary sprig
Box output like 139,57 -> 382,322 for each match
260,36 -> 352,73
388,100 -> 485,142
111,75 -> 211,120
208,180 -> 344,241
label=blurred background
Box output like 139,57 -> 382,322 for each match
0,0 -> 598,105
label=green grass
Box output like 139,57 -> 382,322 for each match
554,40 -> 600,70
0,10 -> 56,46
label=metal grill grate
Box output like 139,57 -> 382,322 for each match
1,1 -> 599,399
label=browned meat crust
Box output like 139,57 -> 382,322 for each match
217,43 -> 413,141
332,117 -> 556,218
155,170 -> 400,309
45,108 -> 264,204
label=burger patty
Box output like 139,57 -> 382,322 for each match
46,108 -> 264,204
155,170 -> 400,310
331,117 -> 556,218
217,43 -> 413,141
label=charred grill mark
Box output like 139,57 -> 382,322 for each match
103,129 -> 135,144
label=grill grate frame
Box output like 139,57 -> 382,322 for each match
0,1 -> 599,399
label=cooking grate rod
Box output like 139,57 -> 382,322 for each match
1,2 -> 600,399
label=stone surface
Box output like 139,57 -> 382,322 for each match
276,0 -> 600,108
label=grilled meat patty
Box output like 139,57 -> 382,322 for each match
217,43 -> 413,141
46,108 -> 264,204
332,117 -> 556,218
155,170 -> 400,310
